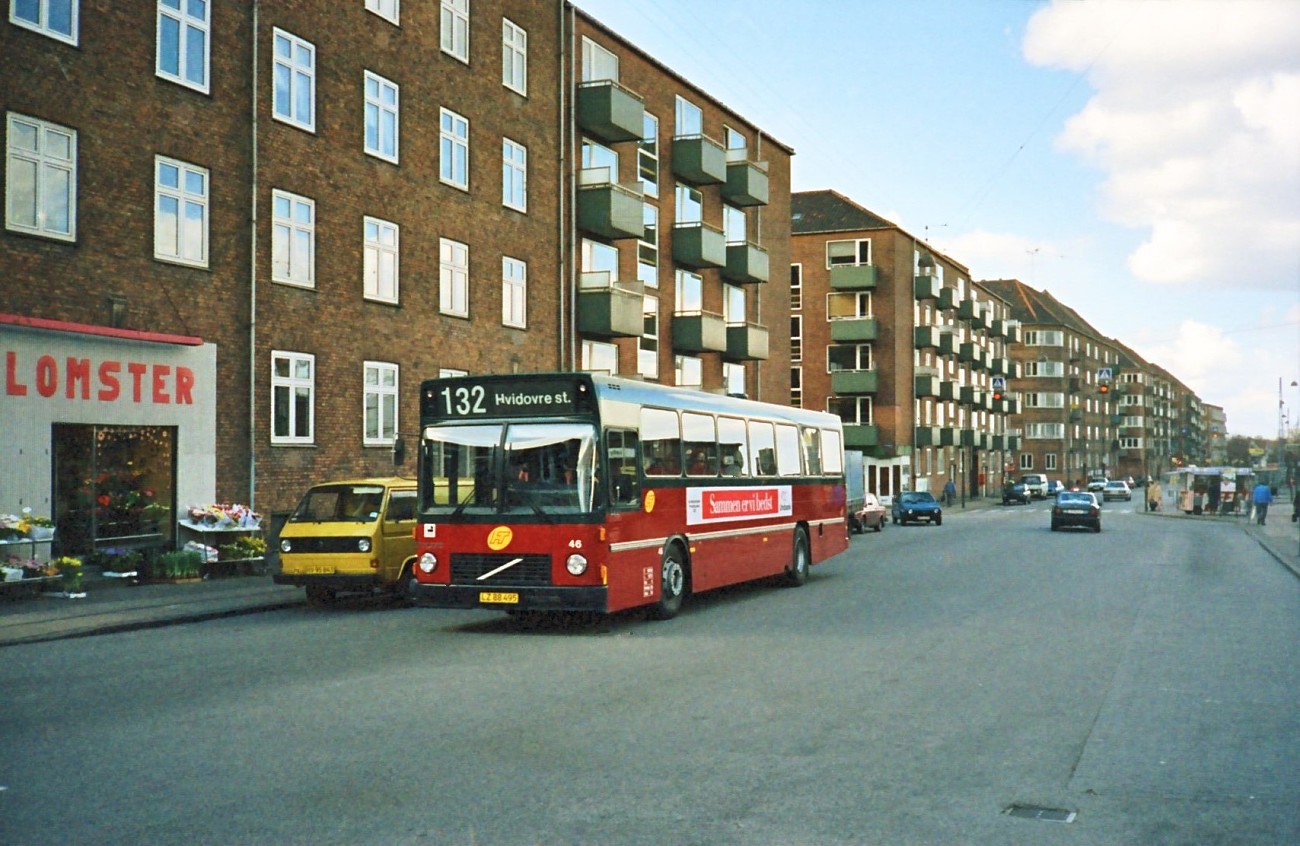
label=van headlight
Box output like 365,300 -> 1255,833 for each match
280,539 -> 292,553
357,538 -> 371,553
565,553 -> 588,576
418,552 -> 438,573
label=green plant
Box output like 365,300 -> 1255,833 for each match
154,550 -> 202,580
51,556 -> 83,592
219,535 -> 267,560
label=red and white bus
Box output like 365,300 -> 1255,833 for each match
407,372 -> 849,619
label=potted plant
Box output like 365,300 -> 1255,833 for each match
20,508 -> 56,540
152,550 -> 203,582
50,556 -> 85,597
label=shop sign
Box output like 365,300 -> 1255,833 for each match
4,351 -> 195,405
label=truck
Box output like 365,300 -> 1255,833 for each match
845,450 -> 866,533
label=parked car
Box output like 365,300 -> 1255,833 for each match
892,491 -> 943,525
1051,491 -> 1102,532
1087,477 -> 1109,493
851,493 -> 887,534
1046,479 -> 1065,496
1002,482 -> 1031,505
1019,473 -> 1049,499
1102,480 -> 1132,502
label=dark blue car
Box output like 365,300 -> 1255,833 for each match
891,491 -> 943,526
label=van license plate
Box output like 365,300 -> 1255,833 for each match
480,591 -> 519,604
306,565 -> 333,574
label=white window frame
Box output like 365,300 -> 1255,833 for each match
583,340 -> 618,375
675,355 -> 702,387
675,269 -> 703,314
440,237 -> 469,317
156,0 -> 209,93
10,0 -> 77,44
154,155 -> 208,267
637,203 -> 658,288
363,361 -> 399,446
827,291 -> 871,321
581,36 -> 617,82
440,0 -> 468,63
5,112 -> 76,241
365,0 -> 398,25
440,108 -> 469,190
790,314 -> 803,363
502,255 -> 526,328
826,238 -> 871,267
790,264 -> 803,310
272,29 -> 315,132
790,366 -> 802,408
271,189 -> 315,287
502,17 -> 527,95
675,183 -> 702,224
364,71 -> 399,164
639,112 -> 659,197
364,216 -> 399,303
271,350 -> 315,444
502,137 -> 526,212
675,95 -> 703,136
639,295 -> 659,379
724,363 -> 745,397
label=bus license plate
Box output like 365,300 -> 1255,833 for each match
480,591 -> 519,604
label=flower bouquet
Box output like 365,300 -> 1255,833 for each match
51,556 -> 84,595
19,507 -> 55,540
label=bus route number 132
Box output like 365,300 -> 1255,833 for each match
441,385 -> 486,416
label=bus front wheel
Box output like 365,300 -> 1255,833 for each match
649,543 -> 688,620
784,529 -> 810,587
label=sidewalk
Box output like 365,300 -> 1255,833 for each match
3,500 -> 1295,647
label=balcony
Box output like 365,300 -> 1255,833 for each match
938,332 -> 958,355
960,429 -> 987,449
939,427 -> 959,447
671,310 -> 727,353
671,134 -> 727,185
724,322 -> 769,361
577,176 -> 644,241
722,156 -> 769,207
1005,432 -> 1021,451
958,299 -> 980,322
960,385 -> 985,407
914,426 -> 942,447
722,241 -> 770,284
959,342 -> 982,365
843,424 -> 880,450
830,368 -> 878,394
990,357 -> 1010,376
915,373 -> 941,398
576,80 -> 644,143
830,264 -> 877,291
830,317 -> 878,342
990,319 -> 1010,339
938,287 -> 963,311
914,275 -> 941,300
671,222 -> 727,269
914,325 -> 941,349
1004,321 -> 1023,344
576,273 -> 643,338
939,380 -> 959,402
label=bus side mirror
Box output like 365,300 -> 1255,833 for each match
392,436 -> 406,467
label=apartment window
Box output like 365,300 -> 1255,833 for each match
827,291 -> 871,320
364,71 -> 399,163
502,17 -> 526,94
154,156 -> 207,267
638,204 -> 658,287
581,238 -> 619,283
790,264 -> 802,310
675,184 -> 702,224
364,216 -> 399,302
502,256 -> 526,328
723,205 -> 745,244
790,314 -> 802,363
675,269 -> 702,313
723,126 -> 746,157
10,0 -> 77,43
1019,454 -> 1034,470
1025,329 -> 1064,347
724,284 -> 745,324
440,108 -> 469,189
675,96 -> 702,136
365,0 -> 398,25
827,239 -> 870,267
364,361 -> 398,445
581,139 -> 617,183
501,138 -> 526,211
828,396 -> 872,425
583,340 -> 618,374
639,296 -> 659,379
828,344 -> 871,372
675,355 -> 702,387
1045,453 -> 1059,471
271,190 -> 314,287
724,363 -> 745,397
5,113 -> 76,241
156,0 -> 209,92
581,36 -> 617,82
441,0 -> 468,62
440,237 -> 468,317
790,367 -> 802,408
271,351 -> 314,444
273,29 -> 315,132
1024,392 -> 1065,409
639,113 -> 659,197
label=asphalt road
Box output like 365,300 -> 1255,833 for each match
3,501 -> 1298,845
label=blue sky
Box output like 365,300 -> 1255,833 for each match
575,0 -> 1300,439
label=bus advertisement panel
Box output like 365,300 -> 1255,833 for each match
407,373 -> 849,619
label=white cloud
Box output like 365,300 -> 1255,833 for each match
1023,0 -> 1300,291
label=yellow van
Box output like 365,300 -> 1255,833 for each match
273,477 -> 417,604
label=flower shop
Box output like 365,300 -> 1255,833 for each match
2,315 -> 221,591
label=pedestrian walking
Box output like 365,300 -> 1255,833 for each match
1251,481 -> 1273,525
943,479 -> 956,507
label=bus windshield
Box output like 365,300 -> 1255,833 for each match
421,422 -> 598,518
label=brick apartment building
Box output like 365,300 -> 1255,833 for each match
791,191 -> 1021,499
1,1 -> 790,558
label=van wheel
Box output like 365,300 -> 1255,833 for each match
389,566 -> 412,603
305,585 -> 337,606
783,529 -> 810,587
648,543 -> 688,620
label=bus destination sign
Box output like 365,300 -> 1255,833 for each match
425,376 -> 589,420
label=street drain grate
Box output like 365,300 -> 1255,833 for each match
1004,804 -> 1076,823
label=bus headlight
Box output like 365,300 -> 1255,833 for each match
357,538 -> 371,553
565,553 -> 588,576
280,539 -> 292,553
418,552 -> 438,573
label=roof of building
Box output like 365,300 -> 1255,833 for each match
791,190 -> 896,234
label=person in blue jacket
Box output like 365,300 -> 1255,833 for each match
1251,481 -> 1274,525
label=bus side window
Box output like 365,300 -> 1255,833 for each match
605,429 -> 642,507
749,420 -> 777,476
641,407 -> 682,476
802,427 -> 822,475
683,412 -> 717,477
774,424 -> 802,476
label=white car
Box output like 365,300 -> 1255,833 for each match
1102,480 -> 1132,501
1087,477 -> 1108,493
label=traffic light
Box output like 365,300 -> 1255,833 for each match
1099,382 -> 1110,394
992,388 -> 1004,402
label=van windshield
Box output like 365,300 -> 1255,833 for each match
419,422 -> 599,518
290,485 -> 386,523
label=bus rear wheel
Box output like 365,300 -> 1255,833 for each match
784,528 -> 810,587
649,543 -> 688,620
